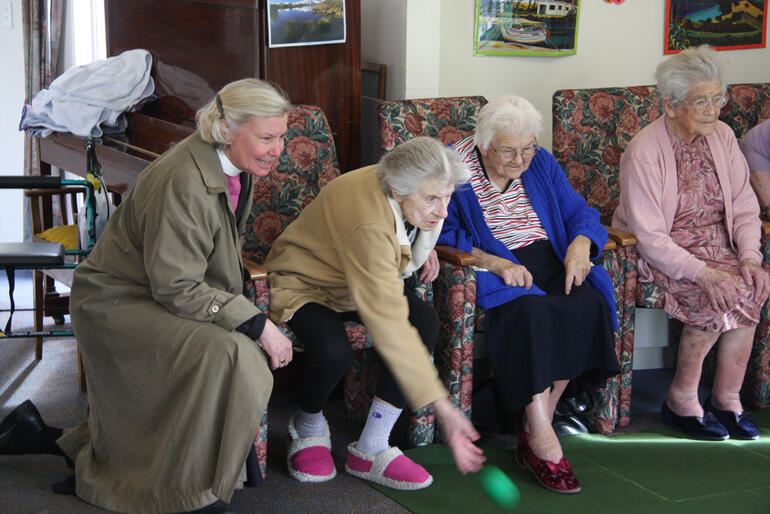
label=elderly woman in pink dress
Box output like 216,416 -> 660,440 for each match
613,46 -> 769,441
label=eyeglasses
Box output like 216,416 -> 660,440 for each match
489,141 -> 539,162
683,94 -> 728,113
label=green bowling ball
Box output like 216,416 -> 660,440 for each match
480,465 -> 521,509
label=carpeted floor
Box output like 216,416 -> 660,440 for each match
2,271 -> 768,513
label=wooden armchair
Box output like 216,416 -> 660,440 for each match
552,82 -> 770,410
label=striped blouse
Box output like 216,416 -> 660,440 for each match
455,136 -> 548,250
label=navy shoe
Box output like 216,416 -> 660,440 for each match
660,401 -> 729,441
704,397 -> 760,441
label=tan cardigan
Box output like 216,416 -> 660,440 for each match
265,166 -> 447,410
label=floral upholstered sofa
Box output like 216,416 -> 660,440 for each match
552,83 -> 770,411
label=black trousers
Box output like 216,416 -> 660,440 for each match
287,287 -> 439,412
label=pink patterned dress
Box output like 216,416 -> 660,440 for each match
649,129 -> 762,332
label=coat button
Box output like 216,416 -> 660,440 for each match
211,305 -> 220,313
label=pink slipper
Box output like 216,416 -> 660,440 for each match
286,414 -> 336,482
345,442 -> 433,490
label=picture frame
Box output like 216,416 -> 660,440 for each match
267,0 -> 346,48
474,0 -> 581,57
664,0 -> 767,54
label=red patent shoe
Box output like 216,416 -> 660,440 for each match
515,431 -> 581,494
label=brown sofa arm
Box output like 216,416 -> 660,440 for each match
243,257 -> 267,281
762,219 -> 770,237
605,225 -> 637,247
435,244 -> 475,266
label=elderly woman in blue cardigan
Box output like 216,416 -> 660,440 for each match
439,95 -> 619,495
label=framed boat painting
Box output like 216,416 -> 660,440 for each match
474,0 -> 581,56
665,0 -> 767,54
267,0 -> 346,48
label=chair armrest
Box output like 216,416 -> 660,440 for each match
243,257 -> 267,281
602,239 -> 617,251
435,245 -> 475,266
605,225 -> 637,247
763,219 -> 770,237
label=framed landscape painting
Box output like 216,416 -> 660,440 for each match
267,0 -> 346,48
474,0 -> 580,57
665,0 -> 767,54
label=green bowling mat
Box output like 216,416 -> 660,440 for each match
367,409 -> 770,513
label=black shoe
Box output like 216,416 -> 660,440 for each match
51,474 -> 76,495
703,396 -> 760,440
0,400 -> 64,455
661,401 -> 729,441
552,413 -> 589,437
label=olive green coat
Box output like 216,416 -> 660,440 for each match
59,132 -> 272,513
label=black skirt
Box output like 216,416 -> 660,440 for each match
484,239 -> 620,413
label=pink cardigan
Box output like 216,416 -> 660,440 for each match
612,116 -> 762,283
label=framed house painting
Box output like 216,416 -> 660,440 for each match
268,0 -> 346,48
474,0 -> 581,57
665,0 -> 767,54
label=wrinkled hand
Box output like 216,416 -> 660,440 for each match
418,250 -> 440,283
564,235 -> 592,295
489,255 -> 533,289
695,266 -> 741,312
433,397 -> 485,474
258,319 -> 293,370
741,259 -> 770,304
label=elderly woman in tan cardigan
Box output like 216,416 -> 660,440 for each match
613,46 -> 768,441
265,137 -> 485,490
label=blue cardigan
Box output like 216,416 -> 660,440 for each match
438,146 -> 618,329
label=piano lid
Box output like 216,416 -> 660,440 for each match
105,0 -> 260,128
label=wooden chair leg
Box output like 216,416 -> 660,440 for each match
77,345 -> 87,392
33,269 -> 44,360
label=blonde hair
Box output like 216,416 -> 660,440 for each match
196,78 -> 292,145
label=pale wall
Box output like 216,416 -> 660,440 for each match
361,0 -> 408,100
0,0 -> 25,242
364,0 -> 770,150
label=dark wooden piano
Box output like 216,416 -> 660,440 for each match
39,0 -> 361,191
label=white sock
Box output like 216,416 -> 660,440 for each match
294,410 -> 327,438
356,398 -> 402,456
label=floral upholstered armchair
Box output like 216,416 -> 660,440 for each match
240,104 -> 441,479
552,83 -> 770,412
377,96 -> 489,152
376,96 -> 487,437
379,96 -> 634,434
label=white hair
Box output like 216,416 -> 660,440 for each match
473,95 -> 544,150
655,45 -> 726,105
377,137 -> 470,197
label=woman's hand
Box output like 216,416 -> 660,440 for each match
474,251 -> 532,288
418,250 -> 440,283
433,397 -> 485,474
258,319 -> 293,370
694,266 -> 741,312
564,235 -> 592,295
740,259 -> 770,304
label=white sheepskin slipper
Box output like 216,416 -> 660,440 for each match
345,441 -> 433,490
286,414 -> 337,482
